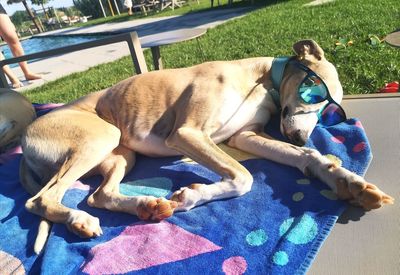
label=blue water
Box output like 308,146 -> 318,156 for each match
1,35 -> 105,67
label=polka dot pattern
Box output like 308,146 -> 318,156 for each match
324,154 -> 343,167
331,136 -> 345,143
353,142 -> 366,153
222,256 -> 247,275
246,229 -> 268,246
354,120 -> 364,129
296,178 -> 310,185
279,214 -> 318,245
320,190 -> 338,200
292,192 -> 304,202
273,251 -> 289,266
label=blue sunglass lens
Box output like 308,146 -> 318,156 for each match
299,75 -> 328,103
319,103 -> 346,126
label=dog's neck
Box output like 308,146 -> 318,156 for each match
248,57 -> 292,110
240,57 -> 289,112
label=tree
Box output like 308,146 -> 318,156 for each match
31,0 -> 52,20
10,10 -> 30,27
6,0 -> 44,33
73,0 -> 116,19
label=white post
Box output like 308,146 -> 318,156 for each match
98,0 -> 107,17
113,0 -> 120,15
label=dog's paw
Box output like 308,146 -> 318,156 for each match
336,178 -> 394,210
137,198 -> 177,221
67,210 -> 102,238
171,183 -> 204,211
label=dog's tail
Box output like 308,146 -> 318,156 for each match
34,219 -> 52,254
20,155 -> 76,254
19,157 -> 53,255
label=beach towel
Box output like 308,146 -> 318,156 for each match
0,104 -> 372,274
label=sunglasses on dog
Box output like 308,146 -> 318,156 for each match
293,61 -> 347,126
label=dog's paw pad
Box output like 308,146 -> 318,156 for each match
137,198 -> 177,221
351,183 -> 394,210
336,179 -> 394,210
68,211 -> 102,238
170,184 -> 204,211
71,222 -> 102,238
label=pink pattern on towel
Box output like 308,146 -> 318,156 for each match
331,136 -> 345,144
354,120 -> 364,130
0,146 -> 22,164
353,142 -> 366,153
222,256 -> 248,275
70,181 -> 91,191
81,221 -> 222,274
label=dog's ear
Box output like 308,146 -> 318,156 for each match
293,40 -> 325,61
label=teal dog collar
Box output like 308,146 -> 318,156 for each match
270,57 -> 291,109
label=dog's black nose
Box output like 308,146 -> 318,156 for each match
290,130 -> 307,146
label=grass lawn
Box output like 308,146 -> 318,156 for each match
74,0 -> 227,26
24,0 -> 399,103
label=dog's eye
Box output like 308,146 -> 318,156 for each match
282,106 -> 289,119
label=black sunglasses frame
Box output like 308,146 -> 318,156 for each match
291,61 -> 347,126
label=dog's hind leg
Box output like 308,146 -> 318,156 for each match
20,156 -> 53,254
87,145 -> 177,221
25,155 -> 105,239
23,111 -> 123,239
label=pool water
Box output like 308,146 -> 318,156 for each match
1,35 -> 106,67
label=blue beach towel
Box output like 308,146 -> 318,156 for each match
0,104 -> 372,274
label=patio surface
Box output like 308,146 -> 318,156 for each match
310,94 -> 400,275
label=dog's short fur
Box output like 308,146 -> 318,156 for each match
0,88 -> 36,153
20,40 -> 394,253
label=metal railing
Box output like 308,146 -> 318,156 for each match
0,31 -> 148,88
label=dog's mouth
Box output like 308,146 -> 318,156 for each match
284,129 -> 308,146
280,106 -> 319,147
281,116 -> 315,147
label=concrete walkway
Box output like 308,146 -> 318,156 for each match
9,7 -> 253,91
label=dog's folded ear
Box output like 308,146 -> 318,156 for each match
293,40 -> 325,61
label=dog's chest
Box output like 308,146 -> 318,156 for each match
211,88 -> 270,142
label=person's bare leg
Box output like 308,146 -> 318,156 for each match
0,14 -> 41,81
0,52 -> 23,88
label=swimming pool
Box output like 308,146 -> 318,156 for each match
1,35 -> 106,67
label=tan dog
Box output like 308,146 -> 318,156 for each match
0,88 -> 35,153
20,40 -> 394,253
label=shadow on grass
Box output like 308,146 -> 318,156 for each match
74,0 -> 289,27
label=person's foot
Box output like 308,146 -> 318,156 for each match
10,78 -> 23,89
24,72 -> 42,81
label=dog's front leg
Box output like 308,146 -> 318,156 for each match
167,127 -> 253,211
229,130 -> 394,210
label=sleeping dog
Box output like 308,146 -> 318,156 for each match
0,88 -> 35,153
19,40 -> 394,253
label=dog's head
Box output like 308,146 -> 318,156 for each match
278,40 -> 343,146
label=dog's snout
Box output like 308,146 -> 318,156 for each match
289,130 -> 307,147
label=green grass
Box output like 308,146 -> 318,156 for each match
24,0 -> 400,103
73,0 -> 239,27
